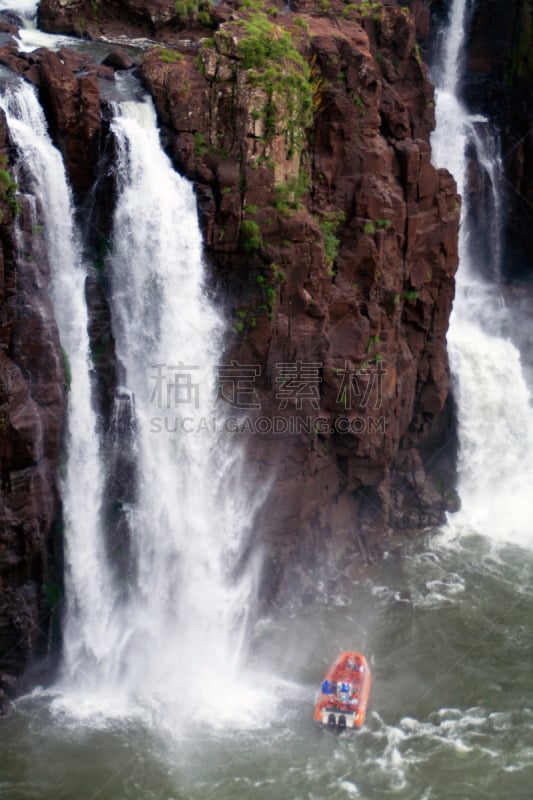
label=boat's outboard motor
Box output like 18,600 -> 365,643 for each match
328,713 -> 336,729
338,715 -> 347,732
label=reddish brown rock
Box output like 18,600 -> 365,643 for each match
0,112 -> 65,710
141,1 -> 460,599
0,18 -> 18,37
38,0 -> 213,42
37,48 -> 102,194
102,49 -> 134,70
0,45 -> 104,194
1,2 -> 461,610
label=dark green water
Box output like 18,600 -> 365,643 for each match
1,529 -> 532,800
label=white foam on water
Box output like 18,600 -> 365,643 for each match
17,27 -> 81,52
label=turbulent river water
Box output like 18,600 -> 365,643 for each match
1,535 -> 533,799
1,0 -> 533,798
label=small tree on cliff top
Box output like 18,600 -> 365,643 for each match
235,9 -> 313,155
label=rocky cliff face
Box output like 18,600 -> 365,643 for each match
38,0 -> 214,41
138,0 -> 460,598
459,0 -> 533,280
1,0 -> 460,634
0,109 -> 65,712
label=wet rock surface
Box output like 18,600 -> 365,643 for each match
140,0 -> 460,598
0,110 -> 65,711
0,0 -> 461,651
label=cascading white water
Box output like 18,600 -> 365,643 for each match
1,71 -> 267,725
0,0 -> 37,19
0,79 -> 119,671
0,0 -> 77,52
431,0 -> 533,546
52,87 -> 267,728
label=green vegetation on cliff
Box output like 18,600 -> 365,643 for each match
0,155 -> 21,222
155,46 -> 184,64
174,0 -> 214,26
211,3 -> 313,156
319,210 -> 346,267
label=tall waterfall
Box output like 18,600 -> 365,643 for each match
89,91 -> 265,726
1,72 -> 265,725
0,80 -> 117,669
431,0 -> 533,546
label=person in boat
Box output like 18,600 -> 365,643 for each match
337,682 -> 350,701
347,655 -> 364,672
330,681 -> 350,712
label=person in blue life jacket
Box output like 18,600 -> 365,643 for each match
337,681 -> 350,704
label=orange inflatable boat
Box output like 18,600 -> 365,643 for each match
313,651 -> 371,731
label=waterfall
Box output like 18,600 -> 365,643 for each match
0,0 -> 78,52
31,83 -> 263,727
110,92 -> 259,706
0,0 -> 38,19
2,54 -> 266,723
82,88 -> 266,727
0,79 -> 118,671
431,0 -> 533,546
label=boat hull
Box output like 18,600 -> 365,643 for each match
313,651 -> 371,730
